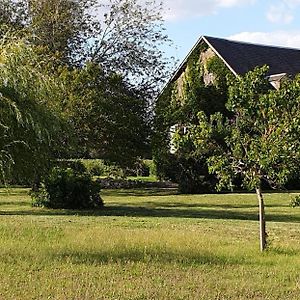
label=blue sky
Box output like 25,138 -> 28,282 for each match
162,0 -> 300,61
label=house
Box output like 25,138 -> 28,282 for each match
153,36 -> 300,189
167,35 -> 300,91
161,35 -> 300,142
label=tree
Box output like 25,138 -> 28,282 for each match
0,34 -> 66,183
27,0 -> 98,66
2,0 -> 172,168
0,0 -> 27,32
5,0 -> 171,92
90,0 -> 171,96
60,62 -> 150,167
190,66 -> 300,251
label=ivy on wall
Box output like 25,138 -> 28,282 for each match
153,41 -> 233,192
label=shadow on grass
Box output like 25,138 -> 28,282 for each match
139,201 -> 259,209
0,187 -> 298,223
1,204 -> 300,223
52,246 -> 299,267
0,201 -> 30,207
102,188 -> 179,197
53,249 -> 250,267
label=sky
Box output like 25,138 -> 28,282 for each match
162,0 -> 300,62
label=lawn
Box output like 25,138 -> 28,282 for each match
0,188 -> 299,299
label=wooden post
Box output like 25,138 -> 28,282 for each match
256,186 -> 267,251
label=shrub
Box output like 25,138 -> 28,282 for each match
55,160 -> 87,174
157,155 -> 217,194
144,160 -> 157,177
81,159 -> 107,176
126,159 -> 150,177
106,164 -> 125,178
31,167 -> 103,209
290,195 -> 300,208
30,183 -> 49,207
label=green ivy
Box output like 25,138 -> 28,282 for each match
153,41 -> 231,189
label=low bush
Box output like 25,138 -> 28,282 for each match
81,159 -> 107,176
157,156 -> 217,194
31,167 -> 103,209
125,159 -> 150,177
290,195 -> 300,208
144,160 -> 157,177
55,160 -> 87,174
96,177 -> 176,189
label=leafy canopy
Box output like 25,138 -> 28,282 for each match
190,66 -> 300,190
0,34 -> 66,182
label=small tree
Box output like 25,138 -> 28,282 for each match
190,66 -> 300,251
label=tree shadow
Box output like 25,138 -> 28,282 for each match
102,188 -> 179,197
50,245 -> 300,267
0,201 -> 29,206
1,204 -> 299,223
51,249 -> 250,267
0,187 -> 298,223
139,201 -> 259,209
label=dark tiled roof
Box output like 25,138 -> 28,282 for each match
204,36 -> 300,76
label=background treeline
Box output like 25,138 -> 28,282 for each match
0,0 -> 172,185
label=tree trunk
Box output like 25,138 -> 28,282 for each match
256,186 -> 267,251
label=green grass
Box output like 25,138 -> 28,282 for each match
126,175 -> 158,182
94,175 -> 158,182
0,188 -> 300,299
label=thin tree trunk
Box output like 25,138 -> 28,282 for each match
256,186 -> 267,251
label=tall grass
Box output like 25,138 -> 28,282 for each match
0,188 -> 299,299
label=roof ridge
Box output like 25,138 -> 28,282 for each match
204,35 -> 300,52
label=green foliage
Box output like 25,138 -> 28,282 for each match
31,167 -> 103,209
1,0 -> 172,180
143,160 -> 157,177
90,0 -> 172,96
0,35 -> 66,184
153,42 -> 230,192
152,83 -> 177,180
61,63 -> 150,167
206,56 -> 233,90
177,45 -> 229,122
56,159 -> 156,179
205,66 -> 300,191
0,0 -> 27,32
30,183 -> 49,207
290,195 -> 300,208
81,159 -> 107,177
183,65 -> 300,250
3,0 -> 173,95
55,160 -> 87,174
27,0 -> 100,66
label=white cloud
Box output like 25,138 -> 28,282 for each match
266,0 -> 300,24
218,0 -> 255,8
284,0 -> 300,7
266,4 -> 293,24
163,0 -> 256,21
228,31 -> 300,49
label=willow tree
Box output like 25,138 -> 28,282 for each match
190,66 -> 300,251
0,33 -> 65,183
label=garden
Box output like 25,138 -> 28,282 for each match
1,1 -> 300,299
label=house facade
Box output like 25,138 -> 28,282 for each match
167,35 -> 300,91
153,36 -> 300,192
